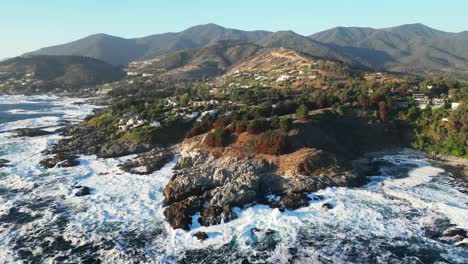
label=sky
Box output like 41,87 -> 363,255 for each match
1,0 -> 467,59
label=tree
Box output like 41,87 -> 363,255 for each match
255,131 -> 291,155
357,94 -> 369,110
205,128 -> 230,147
279,117 -> 292,132
296,104 -> 308,121
378,101 -> 387,122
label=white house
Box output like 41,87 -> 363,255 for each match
276,75 -> 291,82
451,102 -> 460,110
150,121 -> 161,128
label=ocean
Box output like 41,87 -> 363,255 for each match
0,95 -> 467,263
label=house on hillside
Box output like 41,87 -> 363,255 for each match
430,98 -> 446,109
276,75 -> 291,82
451,102 -> 460,110
413,93 -> 430,109
167,98 -> 179,107
127,71 -> 140,76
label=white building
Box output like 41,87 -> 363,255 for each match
451,102 -> 460,110
276,75 -> 292,82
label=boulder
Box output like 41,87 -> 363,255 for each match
163,197 -> 204,230
0,159 -> 10,168
279,192 -> 310,210
72,186 -> 91,197
39,153 -> 80,169
119,148 -> 174,174
443,228 -> 467,238
456,242 -> 468,249
321,203 -> 334,210
193,231 -> 208,241
198,205 -> 237,226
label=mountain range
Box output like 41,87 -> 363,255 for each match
24,23 -> 468,75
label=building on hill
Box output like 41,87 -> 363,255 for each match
451,102 -> 460,110
276,75 -> 292,82
127,71 -> 140,76
430,98 -> 446,109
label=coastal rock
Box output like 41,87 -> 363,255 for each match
456,242 -> 468,249
0,159 -> 10,168
47,125 -> 104,155
443,228 -> 467,238
193,231 -> 208,241
119,148 -> 174,174
98,142 -> 154,158
13,128 -> 52,137
321,203 -> 334,210
39,153 -> 80,169
279,192 -> 310,210
163,197 -> 204,230
71,186 -> 91,197
198,205 -> 237,226
163,150 -> 368,230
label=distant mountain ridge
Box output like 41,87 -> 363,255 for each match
25,24 -> 271,66
24,23 -> 468,75
309,23 -> 468,74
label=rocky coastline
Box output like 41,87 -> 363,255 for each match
28,114 -> 466,233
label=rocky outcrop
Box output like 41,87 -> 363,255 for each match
118,148 -> 174,174
99,142 -> 153,158
193,231 -> 208,241
163,196 -> 204,230
70,185 -> 92,196
39,153 -> 80,168
13,128 -> 52,137
46,125 -> 154,158
163,149 -> 368,230
0,159 -> 10,168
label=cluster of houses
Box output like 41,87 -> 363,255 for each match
412,93 -> 456,109
118,117 -> 161,132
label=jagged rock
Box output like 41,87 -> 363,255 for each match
13,128 -> 52,137
199,205 -> 237,226
163,197 -> 204,230
443,228 -> 467,238
98,142 -> 153,158
72,186 -> 91,197
0,159 -> 10,168
456,242 -> 468,249
251,227 -> 261,233
119,148 -> 174,174
279,192 -> 310,210
39,153 -> 80,169
163,150 -> 368,230
47,125 -> 104,155
322,203 -> 334,210
193,231 -> 208,241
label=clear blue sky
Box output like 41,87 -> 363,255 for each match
1,0 -> 467,59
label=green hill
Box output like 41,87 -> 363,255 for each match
0,55 -> 124,94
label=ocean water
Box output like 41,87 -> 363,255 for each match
0,95 -> 467,263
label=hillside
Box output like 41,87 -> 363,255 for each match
125,41 -> 357,83
310,23 -> 468,74
25,24 -> 272,66
0,55 -> 123,94
136,41 -> 264,79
